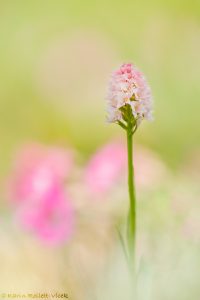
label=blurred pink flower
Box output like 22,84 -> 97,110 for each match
107,63 -> 153,123
85,141 -> 126,195
18,186 -> 74,246
85,141 -> 168,197
9,143 -> 74,245
11,143 -> 73,203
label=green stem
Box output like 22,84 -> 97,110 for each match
127,124 -> 136,269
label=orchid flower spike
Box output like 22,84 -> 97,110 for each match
107,63 -> 153,133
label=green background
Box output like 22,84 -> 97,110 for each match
1,0 -> 200,175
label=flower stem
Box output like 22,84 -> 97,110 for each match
127,124 -> 136,270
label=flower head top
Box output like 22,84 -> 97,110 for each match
107,63 -> 153,129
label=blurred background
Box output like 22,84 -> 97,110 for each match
0,1 -> 200,299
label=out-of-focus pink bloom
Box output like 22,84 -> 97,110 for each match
18,186 -> 74,246
9,143 -> 74,245
107,63 -> 153,124
85,142 -> 168,197
11,143 -> 73,203
85,141 -> 126,195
